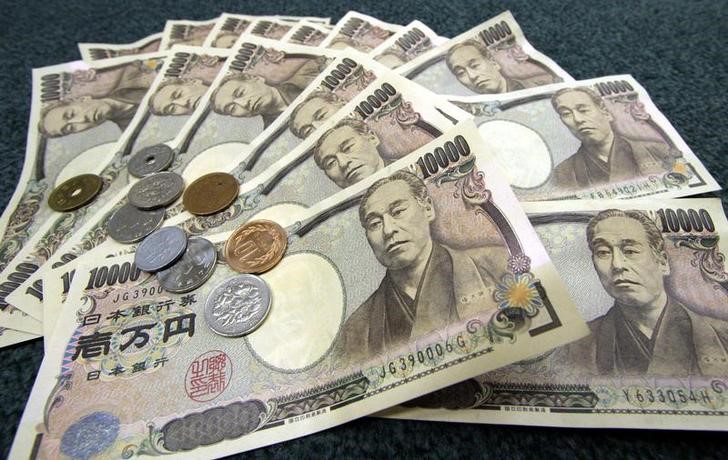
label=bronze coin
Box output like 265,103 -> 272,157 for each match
224,220 -> 288,274
48,174 -> 104,212
182,172 -> 239,216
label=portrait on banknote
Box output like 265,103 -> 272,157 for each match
289,90 -> 346,139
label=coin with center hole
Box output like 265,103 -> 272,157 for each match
183,172 -> 239,216
128,144 -> 175,178
224,220 -> 288,274
156,237 -> 217,293
106,203 -> 165,244
48,174 -> 104,212
128,171 -> 185,210
204,274 -> 272,337
134,226 -> 188,272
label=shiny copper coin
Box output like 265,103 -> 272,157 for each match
182,172 -> 238,216
48,174 -> 104,212
224,220 -> 288,274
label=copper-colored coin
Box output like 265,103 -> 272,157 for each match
224,220 -> 288,274
182,172 -> 238,216
48,174 -> 104,212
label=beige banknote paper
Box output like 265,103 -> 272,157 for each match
320,10 -> 403,52
203,14 -> 311,49
37,50 -> 394,338
370,20 -> 448,69
282,21 -> 332,46
397,11 -> 573,96
383,198 -> 728,431
6,40 -> 356,320
78,32 -> 163,62
160,17 -> 220,50
12,120 -> 587,458
448,75 -> 720,201
0,52 -> 166,338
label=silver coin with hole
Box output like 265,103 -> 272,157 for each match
128,171 -> 184,210
134,226 -> 188,272
107,203 -> 165,244
204,274 -> 272,337
128,144 -> 175,178
157,237 -> 217,293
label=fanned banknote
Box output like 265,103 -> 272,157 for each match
384,198 -> 728,431
202,13 -> 259,49
0,52 -> 166,337
448,75 -> 720,201
38,50 -> 393,339
6,38 -> 344,320
320,11 -> 403,52
397,11 -> 573,96
26,69 -> 467,332
370,20 -> 448,69
12,121 -> 587,458
78,32 -> 163,62
159,17 -> 220,50
282,21 -> 331,46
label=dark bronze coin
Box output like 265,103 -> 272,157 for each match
48,174 -> 104,212
182,172 -> 239,216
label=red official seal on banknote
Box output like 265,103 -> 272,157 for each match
184,350 -> 233,402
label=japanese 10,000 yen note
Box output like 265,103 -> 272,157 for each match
78,32 -> 163,62
447,75 -> 720,202
12,120 -> 587,458
0,52 -> 166,338
281,21 -> 332,47
383,198 -> 728,431
320,10 -> 403,53
0,47 -> 229,340
5,41 -> 372,324
159,17 -> 220,50
203,13 -> 332,49
397,11 -> 573,97
33,69 -> 466,338
370,20 -> 448,70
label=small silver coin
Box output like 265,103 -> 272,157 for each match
134,226 -> 188,272
128,144 -> 175,178
128,171 -> 184,210
157,237 -> 217,293
204,274 -> 272,337
107,203 -> 165,244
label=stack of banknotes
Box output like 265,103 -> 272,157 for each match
3,10 -> 726,457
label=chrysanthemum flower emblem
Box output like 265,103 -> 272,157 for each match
494,272 -> 543,315
507,253 -> 531,274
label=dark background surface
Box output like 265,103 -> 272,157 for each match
0,0 -> 726,458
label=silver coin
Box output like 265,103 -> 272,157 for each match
157,237 -> 217,293
134,226 -> 188,272
204,274 -> 272,337
128,171 -> 185,210
128,144 -> 175,178
107,203 -> 165,244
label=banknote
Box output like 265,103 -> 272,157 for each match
384,198 -> 728,431
0,52 -> 165,334
203,13 -> 258,49
160,17 -> 219,50
12,121 -> 587,458
276,15 -> 331,25
79,32 -> 163,62
38,50 -> 392,339
397,11 -> 573,96
6,38 -> 342,320
246,19 -> 294,41
320,11 -> 402,52
370,20 -> 447,69
282,21 -> 331,46
448,75 -> 720,201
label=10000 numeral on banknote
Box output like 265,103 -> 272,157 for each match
384,198 -> 728,430
12,121 -> 587,458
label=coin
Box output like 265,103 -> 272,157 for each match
107,203 -> 165,244
134,226 -> 188,272
157,237 -> 217,293
128,144 -> 175,178
183,172 -> 238,216
204,274 -> 272,337
48,174 -> 104,212
128,171 -> 185,210
224,220 -> 288,274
